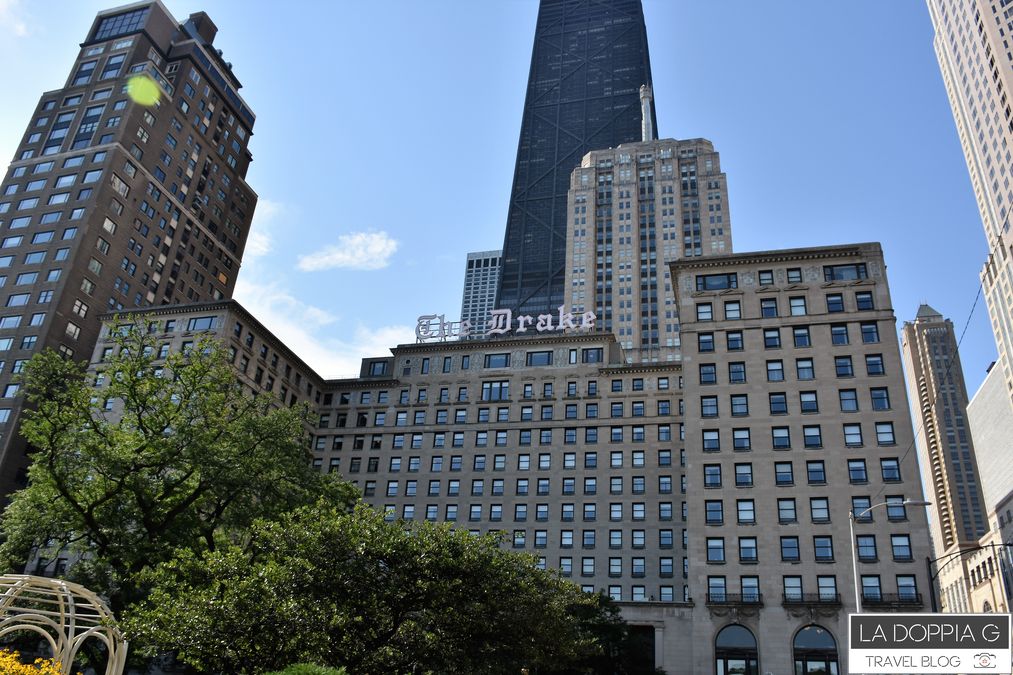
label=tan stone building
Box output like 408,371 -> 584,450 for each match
564,136 -> 730,365
900,304 -> 988,613
670,242 -> 933,673
85,241 -> 935,673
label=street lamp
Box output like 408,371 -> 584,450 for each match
849,499 -> 932,612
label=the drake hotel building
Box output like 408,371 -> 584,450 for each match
85,241 -> 931,674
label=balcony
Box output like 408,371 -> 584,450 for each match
706,593 -> 763,607
782,592 -> 842,607
862,593 -> 923,609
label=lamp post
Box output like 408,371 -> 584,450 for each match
849,499 -> 932,612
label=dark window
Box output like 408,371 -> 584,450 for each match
526,351 -> 553,366
484,353 -> 510,368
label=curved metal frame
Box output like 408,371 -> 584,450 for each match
0,574 -> 126,674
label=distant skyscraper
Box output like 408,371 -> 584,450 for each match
928,0 -> 1013,407
0,2 -> 259,497
497,0 -> 656,315
564,88 -> 731,363
460,250 -> 501,333
901,305 -> 987,554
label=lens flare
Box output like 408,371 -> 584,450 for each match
126,75 -> 160,106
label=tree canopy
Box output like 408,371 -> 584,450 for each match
126,503 -> 613,674
0,322 -> 355,612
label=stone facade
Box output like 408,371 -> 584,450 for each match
564,138 -> 730,364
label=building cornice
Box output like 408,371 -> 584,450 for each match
669,242 -> 881,272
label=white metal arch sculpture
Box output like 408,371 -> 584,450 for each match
0,574 -> 127,674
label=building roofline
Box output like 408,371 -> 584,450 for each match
99,300 -> 325,384
670,242 -> 882,272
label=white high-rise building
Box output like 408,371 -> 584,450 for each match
460,250 -> 501,333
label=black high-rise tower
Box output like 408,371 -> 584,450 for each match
496,0 -> 656,315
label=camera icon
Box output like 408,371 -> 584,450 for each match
974,652 -> 996,668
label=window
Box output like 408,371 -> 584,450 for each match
891,534 -> 912,561
852,497 -> 873,522
856,291 -> 874,310
806,461 -> 826,484
799,391 -> 818,413
775,462 -> 794,486
876,422 -> 895,445
835,356 -> 854,377
772,426 -> 790,449
897,576 -> 919,601
775,495 -> 800,524
696,303 -> 713,321
862,576 -> 882,601
763,328 -> 780,348
849,459 -> 868,484
871,388 -> 890,410
866,354 -> 885,375
726,331 -> 743,350
724,301 -> 741,320
784,576 -> 803,601
814,536 -> 834,561
793,326 -> 811,347
728,362 -> 746,383
886,496 -> 907,520
796,358 -> 814,380
698,333 -> 714,352
737,499 -> 755,524
733,428 -> 750,451
803,425 -> 822,448
696,273 -> 737,290
844,424 -> 863,447
734,463 -> 753,487
781,536 -> 800,561
769,393 -> 787,415
824,263 -> 868,281
861,322 -> 880,343
705,500 -> 724,525
484,353 -> 510,368
739,537 -> 758,562
758,270 -> 774,285
789,296 -> 807,316
766,360 -> 784,381
881,459 -> 901,482
706,538 -> 725,563
701,396 -> 718,417
840,389 -> 859,412
730,394 -> 748,416
857,535 -> 877,562
703,429 -> 720,451
760,298 -> 778,318
810,498 -> 830,523
525,350 -> 552,366
699,363 -> 717,384
826,294 -> 844,313
704,465 -> 722,488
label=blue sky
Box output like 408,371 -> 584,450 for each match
0,0 -> 996,388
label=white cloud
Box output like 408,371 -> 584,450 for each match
233,276 -> 414,379
0,0 -> 29,37
297,231 -> 398,271
244,198 -> 284,259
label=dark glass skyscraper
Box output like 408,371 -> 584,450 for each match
496,0 -> 656,315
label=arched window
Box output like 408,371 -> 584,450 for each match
715,623 -> 758,675
984,600 -> 993,613
793,624 -> 839,675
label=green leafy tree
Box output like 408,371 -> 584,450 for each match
0,321 -> 356,613
126,503 -> 611,674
